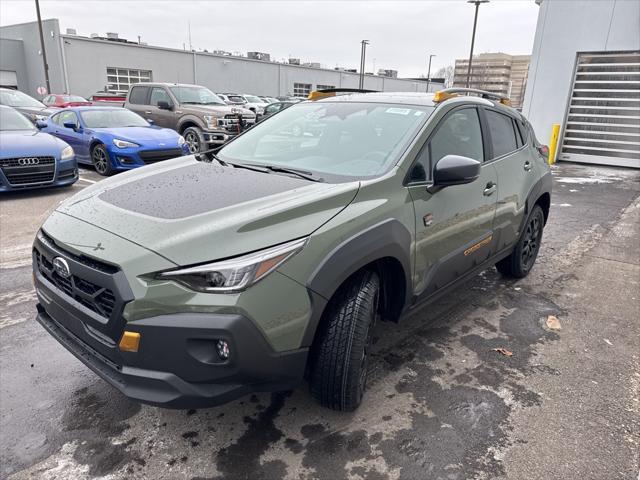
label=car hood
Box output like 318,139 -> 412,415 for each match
14,105 -> 60,116
92,126 -> 180,143
0,130 -> 67,158
184,104 -> 255,117
55,156 -> 359,266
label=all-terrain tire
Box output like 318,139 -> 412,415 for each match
496,204 -> 545,278
309,270 -> 380,411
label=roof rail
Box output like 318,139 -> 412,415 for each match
433,87 -> 511,106
308,87 -> 378,100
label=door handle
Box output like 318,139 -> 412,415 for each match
483,182 -> 497,196
145,111 -> 152,114
524,161 -> 532,172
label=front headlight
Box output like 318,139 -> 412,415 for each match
112,138 -> 139,148
60,145 -> 74,160
156,238 -> 307,293
177,135 -> 186,146
203,115 -> 218,129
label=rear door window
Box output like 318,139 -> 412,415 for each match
129,86 -> 150,105
485,110 -> 518,158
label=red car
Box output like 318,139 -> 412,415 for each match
42,94 -> 92,108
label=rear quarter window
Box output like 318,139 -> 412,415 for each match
485,109 -> 518,158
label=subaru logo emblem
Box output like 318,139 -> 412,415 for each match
52,257 -> 71,278
18,157 -> 40,166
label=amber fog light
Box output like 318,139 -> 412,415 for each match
216,340 -> 230,360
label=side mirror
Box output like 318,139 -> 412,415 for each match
146,119 -> 155,125
157,100 -> 172,110
428,155 -> 480,193
63,121 -> 79,131
35,120 -> 47,129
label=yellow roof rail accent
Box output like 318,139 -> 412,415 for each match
433,91 -> 458,103
308,91 -> 336,101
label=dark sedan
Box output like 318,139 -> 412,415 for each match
0,88 -> 59,123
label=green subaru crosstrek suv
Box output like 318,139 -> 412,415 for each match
33,88 -> 551,411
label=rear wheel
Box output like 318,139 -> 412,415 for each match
183,126 -> 206,154
496,204 -> 545,278
91,144 -> 114,176
309,270 -> 380,411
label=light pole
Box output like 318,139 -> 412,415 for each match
359,40 -> 370,90
466,0 -> 489,88
426,54 -> 436,92
35,0 -> 51,95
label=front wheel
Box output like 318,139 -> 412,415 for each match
496,204 -> 545,278
183,126 -> 206,154
91,144 -> 114,176
309,270 -> 380,411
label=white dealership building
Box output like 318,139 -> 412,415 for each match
523,0 -> 639,168
0,19 -> 436,101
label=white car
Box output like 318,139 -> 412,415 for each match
240,94 -> 269,116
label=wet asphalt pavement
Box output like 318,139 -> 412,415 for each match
0,163 -> 638,480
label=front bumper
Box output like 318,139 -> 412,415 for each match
35,305 -> 307,408
109,146 -> 190,171
0,156 -> 78,192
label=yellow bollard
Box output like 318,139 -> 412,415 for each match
548,123 -> 561,165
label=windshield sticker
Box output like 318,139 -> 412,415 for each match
386,108 -> 411,115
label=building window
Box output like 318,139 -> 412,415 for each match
293,83 -> 312,97
316,84 -> 335,91
106,67 -> 152,94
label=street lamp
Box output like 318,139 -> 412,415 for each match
34,0 -> 51,95
466,0 -> 489,88
426,54 -> 436,92
359,40 -> 370,90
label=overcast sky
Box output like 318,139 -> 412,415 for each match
0,0 -> 540,77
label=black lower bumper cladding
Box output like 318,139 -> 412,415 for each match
35,305 -> 308,409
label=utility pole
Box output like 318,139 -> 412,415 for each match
426,54 -> 436,92
466,0 -> 489,88
359,40 -> 369,90
35,0 -> 51,94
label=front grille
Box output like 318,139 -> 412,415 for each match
1,156 -> 55,186
138,149 -> 183,164
35,249 -> 117,318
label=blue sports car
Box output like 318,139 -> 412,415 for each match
0,105 -> 77,192
39,106 -> 190,176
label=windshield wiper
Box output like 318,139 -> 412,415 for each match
259,165 -> 324,182
195,150 -> 271,173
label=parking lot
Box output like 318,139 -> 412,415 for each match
0,162 -> 638,479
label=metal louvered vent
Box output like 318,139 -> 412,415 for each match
559,51 -> 640,168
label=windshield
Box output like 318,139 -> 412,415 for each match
226,95 -> 246,103
219,101 -> 434,181
61,95 -> 88,103
0,90 -> 45,108
80,109 -> 149,128
0,108 -> 36,131
170,86 -> 225,105
244,95 -> 262,103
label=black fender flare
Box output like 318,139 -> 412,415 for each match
520,170 -> 552,234
300,218 -> 413,347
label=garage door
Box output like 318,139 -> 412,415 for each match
0,70 -> 18,89
558,51 -> 640,169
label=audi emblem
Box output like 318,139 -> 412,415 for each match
18,157 -> 40,166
